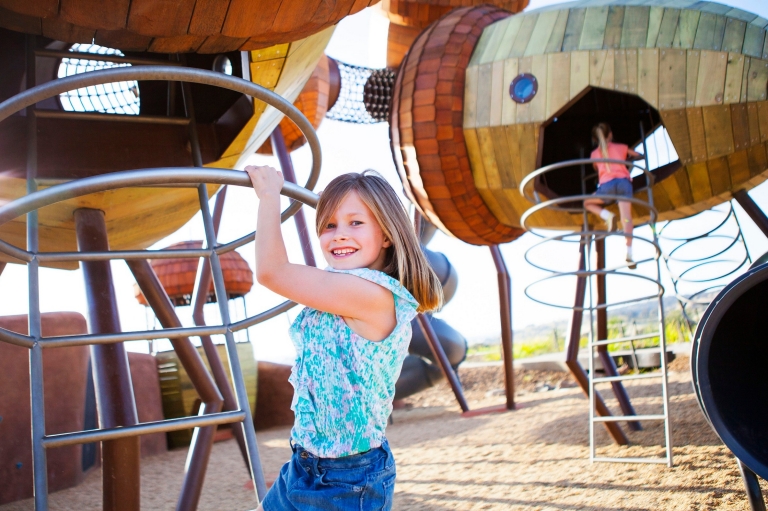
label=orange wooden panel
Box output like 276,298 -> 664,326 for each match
126,0 -> 195,37
41,17 -> 95,43
707,156 -> 731,195
187,0 -> 230,36
727,150 -> 751,185
60,0 -> 130,31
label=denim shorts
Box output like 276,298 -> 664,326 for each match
262,440 -> 396,511
595,177 -> 633,204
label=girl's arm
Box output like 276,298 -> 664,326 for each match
627,147 -> 643,160
246,165 -> 395,340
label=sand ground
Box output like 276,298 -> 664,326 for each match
3,357 -> 766,510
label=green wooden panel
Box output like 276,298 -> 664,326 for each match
579,6 -> 610,50
509,13 -> 539,58
525,10 -> 561,56
621,6 -> 650,48
603,5 -> 625,49
722,18 -> 747,53
725,8 -> 758,23
742,24 -> 766,58
562,8 -> 586,52
646,6 -> 664,47
672,9 -> 700,48
694,2 -> 730,15
479,19 -> 512,64
656,8 -> 680,48
693,12 -> 717,50
545,9 -> 570,53
492,16 -> 523,63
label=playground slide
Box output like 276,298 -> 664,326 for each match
394,238 -> 468,400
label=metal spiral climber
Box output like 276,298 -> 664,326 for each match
518,151 -> 673,466
325,61 -> 395,124
658,203 -> 752,336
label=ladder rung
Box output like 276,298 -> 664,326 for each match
592,332 -> 661,346
593,414 -> 666,422
592,457 -> 671,465
592,372 -> 664,383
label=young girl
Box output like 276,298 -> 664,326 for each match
245,166 -> 442,511
583,123 -> 644,269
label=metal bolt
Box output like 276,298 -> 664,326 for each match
16,462 -> 22,469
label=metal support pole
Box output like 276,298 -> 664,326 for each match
734,189 -> 768,239
489,245 -> 515,410
271,127 -> 317,267
738,459 -> 767,511
565,239 -> 628,445
181,80 -> 267,502
416,314 -> 470,412
25,34 -> 49,511
74,208 -> 140,511
594,238 -> 642,431
128,259 -> 224,511
189,186 -> 250,468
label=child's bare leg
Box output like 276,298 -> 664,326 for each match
618,201 -> 633,245
584,198 -> 605,217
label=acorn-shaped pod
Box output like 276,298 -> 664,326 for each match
390,5 -> 526,245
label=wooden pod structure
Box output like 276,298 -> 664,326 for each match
383,0 -> 529,67
256,55 -> 340,155
155,343 -> 256,448
0,0 -> 377,53
462,0 -> 768,230
133,241 -> 253,307
390,4 -> 526,245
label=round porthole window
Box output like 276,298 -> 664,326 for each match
509,73 -> 538,104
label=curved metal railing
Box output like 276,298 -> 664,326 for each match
658,202 -> 751,336
0,65 -> 322,510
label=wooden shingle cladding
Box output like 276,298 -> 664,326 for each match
463,0 -> 768,229
0,0 -> 376,52
390,5 -> 526,245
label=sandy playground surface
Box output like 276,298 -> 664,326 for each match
3,356 -> 766,510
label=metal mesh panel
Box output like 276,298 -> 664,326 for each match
326,62 -> 395,124
58,44 -> 140,115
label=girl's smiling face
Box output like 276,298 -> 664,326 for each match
319,190 -> 391,271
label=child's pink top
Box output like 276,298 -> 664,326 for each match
591,142 -> 631,184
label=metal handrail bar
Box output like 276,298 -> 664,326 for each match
519,157 -> 653,204
0,327 -> 35,348
593,414 -> 666,422
520,193 -> 658,232
593,457 -> 670,464
593,372 -> 664,383
33,109 -> 190,125
592,332 -> 661,346
35,48 -> 184,67
666,233 -> 742,264
39,325 -> 227,348
675,257 -> 751,284
658,204 -> 735,243
37,248 -> 211,263
43,410 -> 245,448
230,300 -> 298,332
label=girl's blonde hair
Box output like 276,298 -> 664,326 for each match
315,171 -> 443,313
592,122 -> 612,159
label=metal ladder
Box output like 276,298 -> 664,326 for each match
519,132 -> 673,466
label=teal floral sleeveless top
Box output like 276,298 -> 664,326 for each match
288,267 -> 418,458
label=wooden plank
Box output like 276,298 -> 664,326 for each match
249,58 -> 285,89
672,9 -> 700,49
674,165 -> 694,204
693,12 -> 717,50
723,52 -> 746,104
747,143 -> 768,177
546,52 -> 570,118
759,102 -> 768,143
525,10 -> 561,57
626,48 -> 638,94
463,65 -> 479,129
221,0 -> 280,38
590,50 -> 607,88
490,126 -> 517,189
686,49 -> 700,107
476,127 -> 516,225
646,6 -> 664,47
727,149 -> 751,185
562,8 -> 587,52
489,60 -> 504,127
126,0 -> 195,37
516,57 -> 532,123
470,20 -> 498,66
250,44 -> 290,62
188,0 -> 229,36
479,20 -> 511,64
746,58 -> 768,102
659,168 -> 685,207
656,8 -> 680,48
529,54 -> 548,122
748,103 -> 761,145
0,0 -> 56,17
707,156 -> 731,195
621,6 -> 650,49
476,63 -> 493,128
59,0 -> 130,31
518,122 -> 538,179
501,59 -> 518,125
492,16 -> 523,62
570,50 -> 590,99
661,108 -> 692,164
603,5 -> 625,50
686,107 -> 708,163
504,124 -> 523,187
687,161 -> 712,202
726,7 -> 758,23
731,103 -> 750,152
638,48 -> 659,109
722,18 -> 747,53
702,105 -> 734,158
694,51 -> 727,106
614,49 -> 629,93
545,9 -> 570,53
509,13 -> 539,58
148,34 -> 206,53
41,18 -> 95,43
579,6 -> 609,50
742,23 -> 767,58
741,56 -> 751,102
658,49 -> 686,110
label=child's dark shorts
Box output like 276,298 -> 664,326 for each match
261,440 -> 396,511
594,177 -> 633,204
